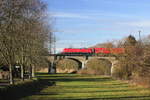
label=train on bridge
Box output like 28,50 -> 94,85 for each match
61,48 -> 125,55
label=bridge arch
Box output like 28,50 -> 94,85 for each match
55,58 -> 83,73
88,57 -> 118,74
85,58 -> 112,75
66,58 -> 82,69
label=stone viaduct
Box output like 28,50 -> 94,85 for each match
47,54 -> 118,75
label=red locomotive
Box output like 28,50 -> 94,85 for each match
62,48 -> 124,54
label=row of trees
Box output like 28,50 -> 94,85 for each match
0,0 -> 54,84
91,35 -> 150,87
112,35 -> 150,87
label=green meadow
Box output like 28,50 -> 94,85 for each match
21,73 -> 150,100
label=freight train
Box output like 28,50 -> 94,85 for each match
61,48 -> 125,55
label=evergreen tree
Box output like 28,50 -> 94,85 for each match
124,35 -> 137,46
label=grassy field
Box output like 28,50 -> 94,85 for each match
21,73 -> 150,100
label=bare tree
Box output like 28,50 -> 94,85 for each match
0,0 -> 53,84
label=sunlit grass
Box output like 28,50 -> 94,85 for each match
22,73 -> 150,100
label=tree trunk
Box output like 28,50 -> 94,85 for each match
28,65 -> 32,79
9,64 -> 14,85
21,64 -> 24,81
48,62 -> 51,73
31,65 -> 35,78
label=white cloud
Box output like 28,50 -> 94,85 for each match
50,11 -> 142,22
52,12 -> 91,19
119,20 -> 150,27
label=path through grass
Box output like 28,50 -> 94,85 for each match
21,73 -> 150,100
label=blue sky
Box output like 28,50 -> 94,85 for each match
43,0 -> 150,52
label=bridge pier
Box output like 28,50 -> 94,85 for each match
81,56 -> 89,69
48,61 -> 56,74
81,61 -> 85,69
110,61 -> 118,76
81,59 -> 88,69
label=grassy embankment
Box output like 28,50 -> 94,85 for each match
21,73 -> 150,100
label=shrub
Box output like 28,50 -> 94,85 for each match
132,65 -> 150,87
129,46 -> 150,87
